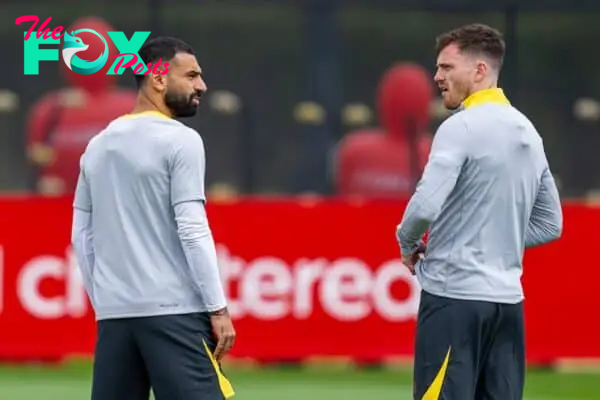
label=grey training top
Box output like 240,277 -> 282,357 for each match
396,89 -> 563,304
73,112 -> 226,320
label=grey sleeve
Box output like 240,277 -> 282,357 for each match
71,207 -> 95,306
525,167 -> 563,247
396,116 -> 468,256
174,200 -> 227,311
169,129 -> 207,206
73,155 -> 92,212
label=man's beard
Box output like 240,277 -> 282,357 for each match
444,84 -> 469,111
165,90 -> 200,118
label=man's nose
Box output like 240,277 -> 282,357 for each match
196,79 -> 207,93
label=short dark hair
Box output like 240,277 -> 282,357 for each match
435,24 -> 505,70
135,36 -> 194,87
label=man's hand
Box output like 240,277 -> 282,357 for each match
210,307 -> 236,362
401,243 -> 426,275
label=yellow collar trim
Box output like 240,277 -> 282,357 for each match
120,110 -> 171,120
462,88 -> 511,109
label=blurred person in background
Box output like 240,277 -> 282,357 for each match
208,182 -> 240,201
396,24 -> 562,400
25,16 -> 136,196
333,63 -> 433,199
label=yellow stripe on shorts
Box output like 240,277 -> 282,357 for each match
202,339 -> 235,399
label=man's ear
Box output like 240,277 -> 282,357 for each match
475,60 -> 488,82
151,72 -> 167,92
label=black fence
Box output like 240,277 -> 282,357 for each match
2,0 -> 600,198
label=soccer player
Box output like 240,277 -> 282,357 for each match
396,24 -> 563,400
70,37 -> 236,400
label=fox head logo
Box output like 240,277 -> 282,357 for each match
62,29 -> 109,75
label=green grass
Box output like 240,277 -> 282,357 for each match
0,360 -> 598,399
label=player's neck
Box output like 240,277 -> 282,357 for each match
468,80 -> 499,97
131,92 -> 174,119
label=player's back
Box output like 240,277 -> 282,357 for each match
421,103 -> 548,303
81,112 -> 204,320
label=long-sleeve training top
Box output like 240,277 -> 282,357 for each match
396,88 -> 563,304
71,111 -> 227,320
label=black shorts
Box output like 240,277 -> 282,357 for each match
413,290 -> 525,400
91,312 -> 234,400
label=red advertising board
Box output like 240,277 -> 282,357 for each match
0,196 -> 598,364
